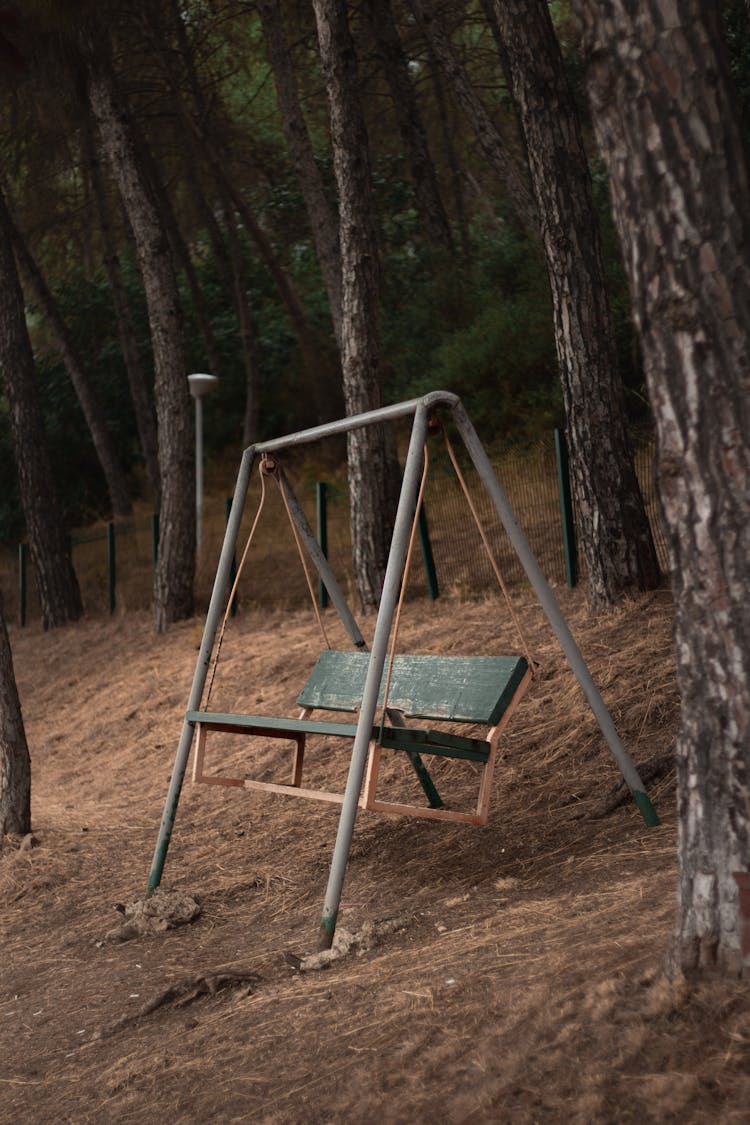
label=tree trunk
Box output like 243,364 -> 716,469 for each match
0,596 -> 30,836
185,163 -> 263,447
181,101 -> 333,423
313,0 -> 398,612
4,193 -> 134,519
150,3 -> 333,423
131,124 -> 223,381
224,208 -> 262,449
87,59 -> 195,632
409,0 -> 538,239
190,166 -> 264,448
151,0 -> 266,443
257,0 -> 344,347
573,0 -> 750,975
491,0 -> 660,608
84,120 -> 161,507
428,50 -> 472,260
164,204 -> 223,384
217,156 -> 337,413
0,193 -> 83,630
363,0 -> 453,250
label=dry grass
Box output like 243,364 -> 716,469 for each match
0,433 -> 666,626
2,581 -> 750,1122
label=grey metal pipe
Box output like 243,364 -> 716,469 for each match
253,390 -> 458,456
195,396 -> 204,549
147,446 -> 256,892
451,401 -> 658,825
277,466 -> 367,650
318,403 -> 432,948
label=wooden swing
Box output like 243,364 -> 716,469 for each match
189,428 -> 533,825
148,392 -> 658,949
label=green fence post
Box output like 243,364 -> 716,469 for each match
107,521 -> 116,612
554,428 -> 578,588
151,512 -> 159,572
18,542 -> 27,627
317,482 -> 329,609
225,497 -> 238,617
418,503 -> 439,600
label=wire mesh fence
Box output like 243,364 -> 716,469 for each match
297,434 -> 669,606
632,441 -> 670,571
6,431 -> 668,625
419,441 -> 567,596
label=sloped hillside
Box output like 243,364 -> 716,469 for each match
2,589 -> 749,1123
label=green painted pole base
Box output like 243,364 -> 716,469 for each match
319,908 -> 337,950
634,790 -> 660,827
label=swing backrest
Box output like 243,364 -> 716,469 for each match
297,650 -> 529,726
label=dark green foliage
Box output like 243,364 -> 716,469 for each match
181,237 -> 311,450
0,92 -> 661,546
723,1 -> 750,141
0,265 -> 144,545
381,224 -> 561,441
0,209 -> 566,545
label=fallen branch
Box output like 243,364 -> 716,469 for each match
95,969 -> 261,1039
589,747 -> 675,819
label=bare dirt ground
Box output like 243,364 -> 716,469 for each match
2,587 -> 750,1123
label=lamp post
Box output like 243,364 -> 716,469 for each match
188,372 -> 219,549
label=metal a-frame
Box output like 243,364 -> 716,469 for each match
147,391 -> 659,950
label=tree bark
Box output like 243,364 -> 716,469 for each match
313,0 -> 398,612
409,0 -> 538,239
183,161 -> 263,447
131,122 -> 223,382
84,120 -> 161,507
155,43 -> 332,437
163,108 -> 264,449
211,151 -> 335,415
257,0 -> 344,347
158,58 -> 330,425
195,174 -> 263,448
363,0 -> 454,250
0,595 -> 30,836
87,59 -> 195,631
5,194 -> 134,519
224,207 -> 262,449
150,0 -> 333,422
491,0 -> 660,607
573,0 -> 750,975
428,48 -> 472,260
0,190 -> 83,630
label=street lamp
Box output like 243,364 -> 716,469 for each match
188,372 -> 219,549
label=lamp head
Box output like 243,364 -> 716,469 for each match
188,372 -> 219,399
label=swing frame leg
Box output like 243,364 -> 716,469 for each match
148,447 -> 255,893
318,404 -> 433,948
